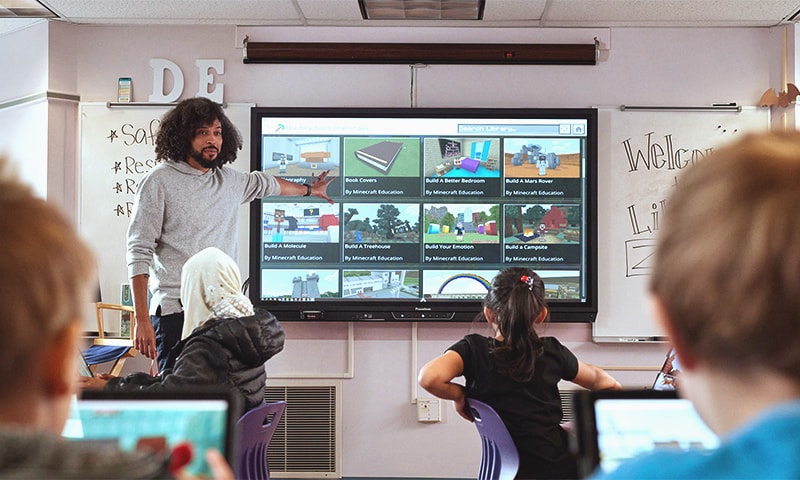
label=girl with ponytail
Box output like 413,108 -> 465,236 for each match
419,267 -> 620,479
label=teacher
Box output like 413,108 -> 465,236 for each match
127,97 -> 333,371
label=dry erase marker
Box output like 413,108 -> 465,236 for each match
117,77 -> 132,102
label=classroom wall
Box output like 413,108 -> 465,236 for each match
1,21 -> 793,478
0,21 -> 49,197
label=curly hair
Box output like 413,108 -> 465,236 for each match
480,267 -> 548,383
154,97 -> 242,165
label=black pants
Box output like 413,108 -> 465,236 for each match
152,308 -> 184,372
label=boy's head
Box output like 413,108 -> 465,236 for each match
650,131 -> 800,384
0,156 -> 95,428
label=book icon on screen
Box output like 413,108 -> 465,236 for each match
354,141 -> 403,174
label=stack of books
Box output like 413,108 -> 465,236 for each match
354,141 -> 404,173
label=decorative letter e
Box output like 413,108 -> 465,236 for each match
196,59 -> 224,104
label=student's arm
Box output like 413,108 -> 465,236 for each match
131,273 -> 157,360
107,336 -> 226,393
77,374 -> 112,390
571,360 -> 623,390
275,170 -> 335,204
418,350 -> 472,421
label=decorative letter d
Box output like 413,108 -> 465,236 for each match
149,58 -> 184,103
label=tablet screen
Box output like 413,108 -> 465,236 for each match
572,390 -> 719,477
63,389 -> 238,476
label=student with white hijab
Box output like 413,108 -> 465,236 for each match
81,247 -> 285,412
180,246 -> 256,339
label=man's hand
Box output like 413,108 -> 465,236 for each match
130,274 -> 157,360
134,311 -> 157,360
310,170 -> 335,204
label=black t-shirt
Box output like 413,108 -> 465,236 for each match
448,334 -> 579,479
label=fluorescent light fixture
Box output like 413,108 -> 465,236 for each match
358,0 -> 485,20
0,0 -> 56,18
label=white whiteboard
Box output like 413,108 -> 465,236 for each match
593,106 -> 770,341
78,102 -> 253,330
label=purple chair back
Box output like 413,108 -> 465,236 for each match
468,399 -> 520,480
236,401 -> 286,480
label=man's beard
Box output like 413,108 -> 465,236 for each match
190,147 -> 223,169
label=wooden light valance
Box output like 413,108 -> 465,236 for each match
243,40 -> 597,65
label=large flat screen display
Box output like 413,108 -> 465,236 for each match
249,107 -> 597,322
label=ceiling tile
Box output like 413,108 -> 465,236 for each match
483,0 -> 545,22
543,0 -> 800,27
44,0 -> 302,24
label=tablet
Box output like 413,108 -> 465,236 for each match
652,348 -> 680,391
63,388 -> 241,476
572,389 -> 719,478
76,348 -> 94,377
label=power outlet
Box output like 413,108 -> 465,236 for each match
417,397 -> 442,422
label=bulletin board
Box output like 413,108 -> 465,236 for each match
78,102 -> 253,330
593,106 -> 770,341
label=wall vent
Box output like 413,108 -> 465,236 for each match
560,389 -> 576,423
264,382 -> 341,478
